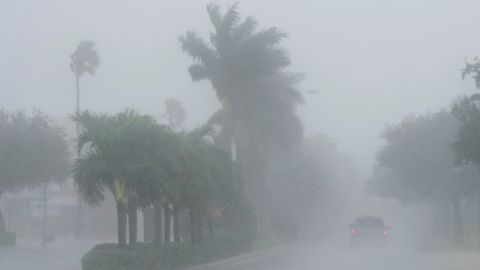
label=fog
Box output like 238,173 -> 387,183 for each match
1,0 -> 480,269
2,0 -> 479,176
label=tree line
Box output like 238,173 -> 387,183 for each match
0,2 -> 355,248
368,57 -> 480,248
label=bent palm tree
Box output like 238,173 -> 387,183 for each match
70,40 -> 100,238
70,41 -> 100,116
179,3 -> 304,233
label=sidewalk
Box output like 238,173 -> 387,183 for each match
0,237 -> 101,270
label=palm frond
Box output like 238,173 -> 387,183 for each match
207,3 -> 223,33
71,40 -> 100,77
243,27 -> 288,48
221,2 -> 240,33
179,31 -> 217,67
73,152 -> 107,205
188,63 -> 209,81
232,16 -> 258,42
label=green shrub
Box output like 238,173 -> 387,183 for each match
81,231 -> 253,270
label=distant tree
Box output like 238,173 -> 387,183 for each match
164,98 -> 186,132
366,166 -> 416,204
0,110 -> 70,235
371,111 -> 470,244
462,57 -> 480,89
453,96 -> 480,166
179,3 -> 304,233
70,41 -> 100,115
452,96 -> 480,248
163,126 -> 245,243
269,134 -> 352,239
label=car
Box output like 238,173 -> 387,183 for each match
349,215 -> 390,248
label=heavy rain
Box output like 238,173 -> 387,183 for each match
1,1 -> 480,270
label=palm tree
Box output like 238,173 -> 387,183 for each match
179,3 -> 304,233
72,110 -> 165,246
70,41 -> 100,117
70,40 -> 100,238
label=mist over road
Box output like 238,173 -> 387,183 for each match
189,243 -> 480,270
2,239 -> 479,270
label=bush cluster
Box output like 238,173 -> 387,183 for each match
81,230 -> 253,270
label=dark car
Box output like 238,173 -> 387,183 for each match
349,215 -> 390,248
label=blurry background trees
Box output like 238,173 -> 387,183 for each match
368,110 -> 479,245
0,110 -> 70,238
269,134 -> 352,240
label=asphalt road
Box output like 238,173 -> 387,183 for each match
189,243 -> 480,270
1,240 -> 480,270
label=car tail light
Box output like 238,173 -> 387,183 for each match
351,228 -> 356,235
383,229 -> 388,236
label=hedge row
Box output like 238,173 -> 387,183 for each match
82,230 -> 253,270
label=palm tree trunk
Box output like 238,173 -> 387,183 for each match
195,208 -> 203,243
116,201 -> 127,247
128,196 -> 137,245
431,201 -> 441,239
452,198 -> 465,246
0,208 -> 5,235
173,205 -> 180,242
75,73 -> 83,239
438,200 -> 451,243
0,191 -> 5,235
154,200 -> 163,243
189,207 -> 196,243
477,192 -> 480,250
164,203 -> 171,242
41,182 -> 47,247
208,211 -> 213,237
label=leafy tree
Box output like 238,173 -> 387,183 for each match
164,98 -> 186,132
164,126 -> 245,243
452,95 -> 480,248
370,111 -> 471,244
0,110 -> 70,235
179,2 -> 304,233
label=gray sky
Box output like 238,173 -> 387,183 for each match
1,0 -> 479,177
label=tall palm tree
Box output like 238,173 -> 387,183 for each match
70,40 -> 100,238
70,41 -> 100,117
179,3 -> 304,232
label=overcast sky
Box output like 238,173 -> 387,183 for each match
1,0 -> 479,177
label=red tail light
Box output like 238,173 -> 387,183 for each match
383,229 -> 388,236
351,228 -> 356,235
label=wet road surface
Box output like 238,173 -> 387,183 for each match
2,240 -> 480,270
